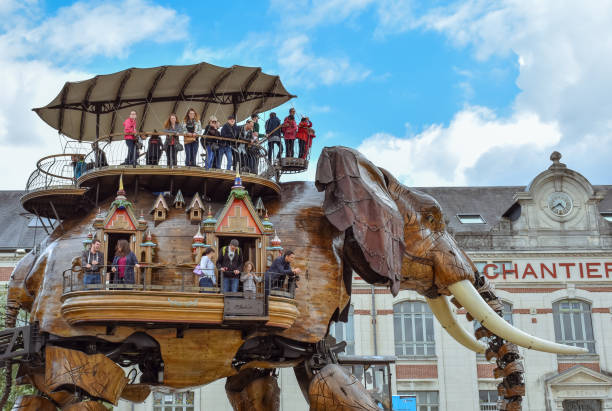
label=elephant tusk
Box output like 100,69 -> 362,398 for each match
449,280 -> 589,355
426,296 -> 487,354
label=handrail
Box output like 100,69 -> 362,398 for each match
62,265 -> 297,298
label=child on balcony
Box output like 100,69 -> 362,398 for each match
240,261 -> 261,299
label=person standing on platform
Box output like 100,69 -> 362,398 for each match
82,239 -> 104,287
297,116 -> 312,159
202,116 -> 221,169
240,261 -> 262,299
146,132 -> 163,165
220,115 -> 239,170
123,110 -> 138,165
282,108 -> 298,157
195,247 -> 217,292
182,108 -> 201,167
239,120 -> 257,173
163,113 -> 182,168
111,239 -> 139,286
217,239 -> 243,292
265,112 -> 282,163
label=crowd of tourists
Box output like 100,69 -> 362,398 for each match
81,237 -> 300,298
115,107 -> 316,172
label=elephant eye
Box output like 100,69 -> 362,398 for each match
426,214 -> 435,224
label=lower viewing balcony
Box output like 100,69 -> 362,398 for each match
60,267 -> 298,330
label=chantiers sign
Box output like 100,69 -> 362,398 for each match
482,260 -> 612,281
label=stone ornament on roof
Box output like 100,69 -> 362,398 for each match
549,151 -> 567,170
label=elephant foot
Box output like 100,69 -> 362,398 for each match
11,395 -> 56,411
308,364 -> 378,411
45,345 -> 128,406
62,401 -> 108,411
225,368 -> 280,411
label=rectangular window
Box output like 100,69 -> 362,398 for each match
153,391 -> 195,411
602,212 -> 612,222
553,300 -> 596,353
394,302 -> 435,357
479,390 -> 498,411
399,391 -> 439,411
457,214 -> 486,224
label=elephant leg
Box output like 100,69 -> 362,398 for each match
308,364 -> 378,411
225,368 -> 280,411
293,362 -> 311,406
11,395 -> 56,411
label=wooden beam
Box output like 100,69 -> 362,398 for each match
139,66 -> 167,131
171,63 -> 204,115
108,69 -> 133,138
200,66 -> 235,121
78,76 -> 99,141
254,76 -> 280,113
57,84 -> 70,135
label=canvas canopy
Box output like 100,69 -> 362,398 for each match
33,62 -> 295,141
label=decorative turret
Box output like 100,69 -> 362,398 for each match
262,211 -> 274,234
137,210 -> 147,229
268,231 -> 282,250
111,175 -> 132,210
173,189 -> 185,209
93,208 -> 104,228
192,226 -> 209,261
202,205 -> 217,233
266,231 -> 283,267
187,193 -> 205,223
83,231 -> 94,249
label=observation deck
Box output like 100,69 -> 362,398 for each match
21,133 -> 287,220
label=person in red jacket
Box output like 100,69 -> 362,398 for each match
305,125 -> 316,160
123,111 -> 138,165
281,108 -> 298,158
297,116 -> 312,159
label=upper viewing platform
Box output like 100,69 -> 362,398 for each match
21,62 -> 313,219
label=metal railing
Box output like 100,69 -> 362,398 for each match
61,265 -> 296,299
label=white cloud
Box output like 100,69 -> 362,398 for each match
2,0 -> 188,60
358,106 -> 561,186
368,0 -> 612,185
270,0 -> 375,29
277,35 -> 371,87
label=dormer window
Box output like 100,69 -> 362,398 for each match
602,212 -> 612,222
457,214 -> 486,224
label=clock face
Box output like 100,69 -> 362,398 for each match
547,192 -> 573,216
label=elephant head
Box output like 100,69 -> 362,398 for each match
315,146 -> 586,355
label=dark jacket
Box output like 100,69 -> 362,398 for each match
267,256 -> 294,280
112,252 -> 138,284
220,122 -> 240,146
265,116 -> 281,142
201,125 -> 221,149
82,250 -> 104,274
216,246 -> 243,279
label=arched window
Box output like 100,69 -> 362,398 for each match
393,301 -> 435,357
330,305 -> 355,355
553,299 -> 595,353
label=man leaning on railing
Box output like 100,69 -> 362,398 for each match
266,250 -> 301,295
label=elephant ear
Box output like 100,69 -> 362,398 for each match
315,146 -> 404,295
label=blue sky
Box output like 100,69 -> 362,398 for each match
1,0 -> 611,190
